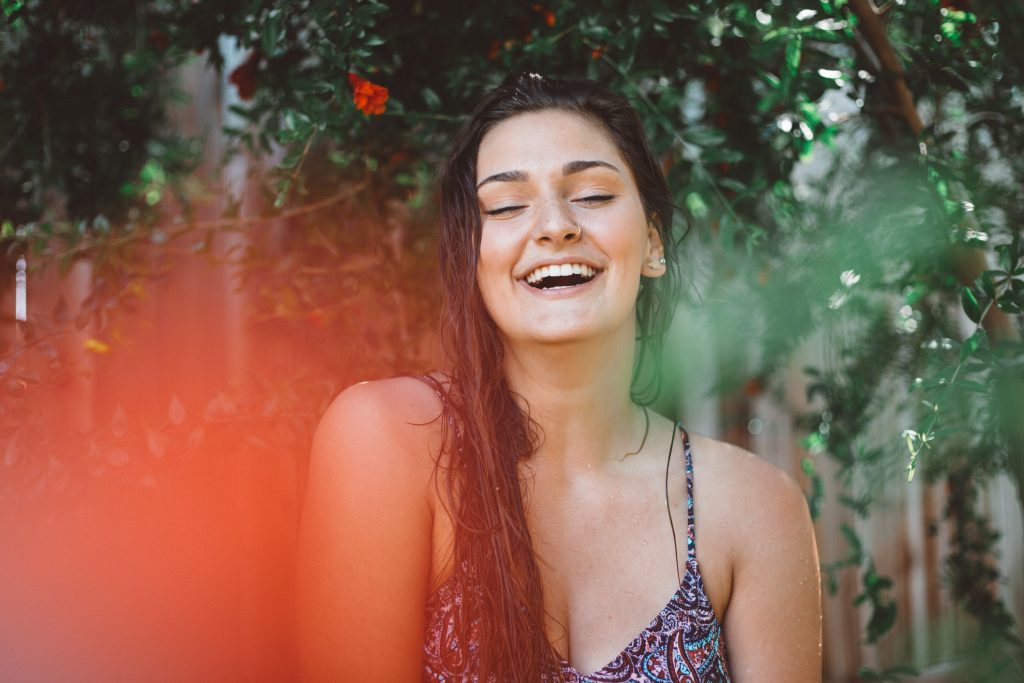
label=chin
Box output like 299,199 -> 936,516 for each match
505,317 -> 611,346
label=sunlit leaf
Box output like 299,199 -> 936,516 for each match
959,329 -> 987,363
961,287 -> 981,323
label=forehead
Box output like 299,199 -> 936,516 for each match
476,110 -> 627,182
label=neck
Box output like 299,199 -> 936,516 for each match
502,318 -> 648,474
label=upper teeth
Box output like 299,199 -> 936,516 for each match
525,263 -> 597,284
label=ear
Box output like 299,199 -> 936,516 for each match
642,222 -> 666,279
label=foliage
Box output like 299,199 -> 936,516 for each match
2,0 -> 1024,677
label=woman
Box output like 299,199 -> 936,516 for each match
297,74 -> 821,682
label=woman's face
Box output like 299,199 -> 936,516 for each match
474,109 -> 665,346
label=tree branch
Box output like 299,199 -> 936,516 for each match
849,0 -> 1019,346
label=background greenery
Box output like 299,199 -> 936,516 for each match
2,0 -> 1023,679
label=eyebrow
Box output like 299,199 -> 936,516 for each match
475,159 -> 620,190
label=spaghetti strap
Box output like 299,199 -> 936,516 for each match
682,425 -> 697,561
407,372 -> 452,420
412,372 -> 447,402
407,372 -> 463,443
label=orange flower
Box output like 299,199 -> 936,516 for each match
591,46 -> 606,60
347,72 -> 389,116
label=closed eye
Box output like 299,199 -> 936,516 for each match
484,205 -> 527,217
575,194 -> 615,205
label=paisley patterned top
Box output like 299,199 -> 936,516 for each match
422,420 -> 731,682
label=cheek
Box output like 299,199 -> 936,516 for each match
476,227 -> 517,279
475,233 -> 511,313
604,210 -> 649,270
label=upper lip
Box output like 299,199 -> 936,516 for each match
517,256 -> 604,280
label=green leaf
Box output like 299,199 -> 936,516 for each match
961,287 -> 981,323
279,147 -> 303,170
685,192 -> 708,219
997,299 -> 1023,315
421,87 -> 441,111
979,270 -> 997,299
262,11 -> 281,55
785,34 -> 803,79
283,109 -> 313,135
959,329 -> 987,363
840,523 -> 862,561
957,380 -> 989,393
274,179 -> 292,209
866,601 -> 897,643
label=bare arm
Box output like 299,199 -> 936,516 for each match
296,379 -> 438,682
722,462 -> 822,681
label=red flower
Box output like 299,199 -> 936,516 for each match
229,51 -> 260,101
591,46 -> 606,60
531,4 -> 556,27
347,72 -> 389,116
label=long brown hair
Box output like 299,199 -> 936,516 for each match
429,73 -> 681,680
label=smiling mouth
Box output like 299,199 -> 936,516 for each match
524,263 -> 601,290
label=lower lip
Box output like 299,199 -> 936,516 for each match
517,271 -> 603,298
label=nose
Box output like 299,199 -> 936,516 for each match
534,198 -> 581,244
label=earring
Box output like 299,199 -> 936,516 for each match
649,257 -> 666,269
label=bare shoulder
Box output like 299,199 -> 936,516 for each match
688,433 -> 809,542
312,375 -> 448,481
689,433 -> 822,679
316,374 -> 447,441
297,374 -> 450,681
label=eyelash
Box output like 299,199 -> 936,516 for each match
485,205 -> 525,217
578,194 -> 615,205
484,195 -> 615,217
